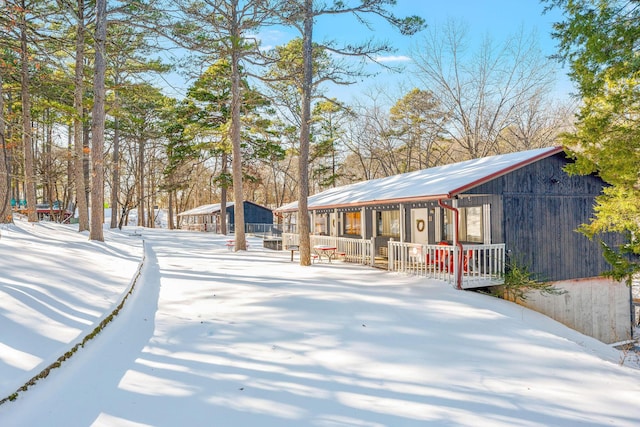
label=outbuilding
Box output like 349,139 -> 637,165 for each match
178,201 -> 273,233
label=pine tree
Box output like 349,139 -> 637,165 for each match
544,0 -> 640,282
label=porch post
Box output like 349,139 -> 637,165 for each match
399,204 -> 405,243
293,211 -> 298,234
438,198 -> 463,290
370,236 -> 375,267
452,199 -> 460,287
333,208 -> 338,236
361,207 -> 366,239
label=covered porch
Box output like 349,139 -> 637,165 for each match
275,149 -> 572,289
282,233 -> 505,289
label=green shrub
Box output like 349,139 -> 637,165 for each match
502,259 -> 565,302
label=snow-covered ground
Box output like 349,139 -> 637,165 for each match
0,218 -> 639,427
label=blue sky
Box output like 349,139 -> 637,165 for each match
255,0 -> 572,104
163,1 -> 572,104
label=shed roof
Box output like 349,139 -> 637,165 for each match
177,202 -> 235,217
276,146 -> 565,212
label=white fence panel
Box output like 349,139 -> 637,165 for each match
282,235 -> 504,288
388,241 -> 505,288
282,234 -> 372,265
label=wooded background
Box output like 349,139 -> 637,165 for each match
0,1 -> 600,250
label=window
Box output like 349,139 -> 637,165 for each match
377,210 -> 400,237
314,214 -> 328,234
344,211 -> 361,235
443,206 -> 484,243
462,206 -> 483,243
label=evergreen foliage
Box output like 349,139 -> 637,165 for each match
502,258 -> 564,302
544,0 -> 640,283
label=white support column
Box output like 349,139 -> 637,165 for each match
332,209 -> 338,237
434,208 -> 441,242
452,199 -> 460,285
400,204 -> 405,243
361,207 -> 366,239
370,236 -> 375,267
372,209 -> 377,237
483,203 -> 491,244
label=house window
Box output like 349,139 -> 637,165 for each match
314,214 -> 328,234
344,211 -> 361,235
443,206 -> 484,243
376,210 -> 400,237
462,206 -> 483,243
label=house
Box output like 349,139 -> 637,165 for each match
276,146 -> 632,343
178,201 -> 273,233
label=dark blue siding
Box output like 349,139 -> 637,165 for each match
228,201 -> 273,226
467,153 -> 624,281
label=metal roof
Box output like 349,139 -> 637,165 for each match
177,202 -> 235,217
276,146 -> 565,212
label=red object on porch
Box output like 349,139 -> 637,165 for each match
462,250 -> 473,273
425,242 -> 454,272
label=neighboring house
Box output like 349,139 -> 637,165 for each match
178,201 -> 272,233
276,146 -> 632,343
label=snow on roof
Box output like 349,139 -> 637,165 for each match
177,202 -> 235,216
277,146 -> 564,212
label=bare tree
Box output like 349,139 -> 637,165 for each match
114,83 -> 168,229
275,0 -> 425,266
413,21 -> 557,159
499,92 -> 577,152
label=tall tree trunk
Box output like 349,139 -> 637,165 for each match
20,2 -> 37,222
44,111 -> 52,206
89,0 -> 106,241
168,190 -> 174,230
230,1 -> 246,250
297,0 -> 313,265
83,114 -> 90,208
74,0 -> 89,231
110,115 -> 120,228
66,124 -> 73,213
220,151 -> 228,235
148,160 -> 155,227
6,92 -> 17,204
137,137 -> 145,227
0,72 -> 12,224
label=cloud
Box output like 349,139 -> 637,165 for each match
375,55 -> 413,63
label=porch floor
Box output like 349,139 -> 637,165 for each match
367,257 -> 503,288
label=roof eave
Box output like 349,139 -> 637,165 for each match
275,146 -> 565,213
448,146 -> 565,196
275,194 -> 452,213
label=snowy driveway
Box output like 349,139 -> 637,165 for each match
2,227 -> 640,426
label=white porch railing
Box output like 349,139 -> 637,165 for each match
282,233 -> 373,265
281,233 -> 505,288
388,241 -> 506,288
282,232 -> 299,248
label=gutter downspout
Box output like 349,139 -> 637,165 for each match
438,198 -> 463,290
